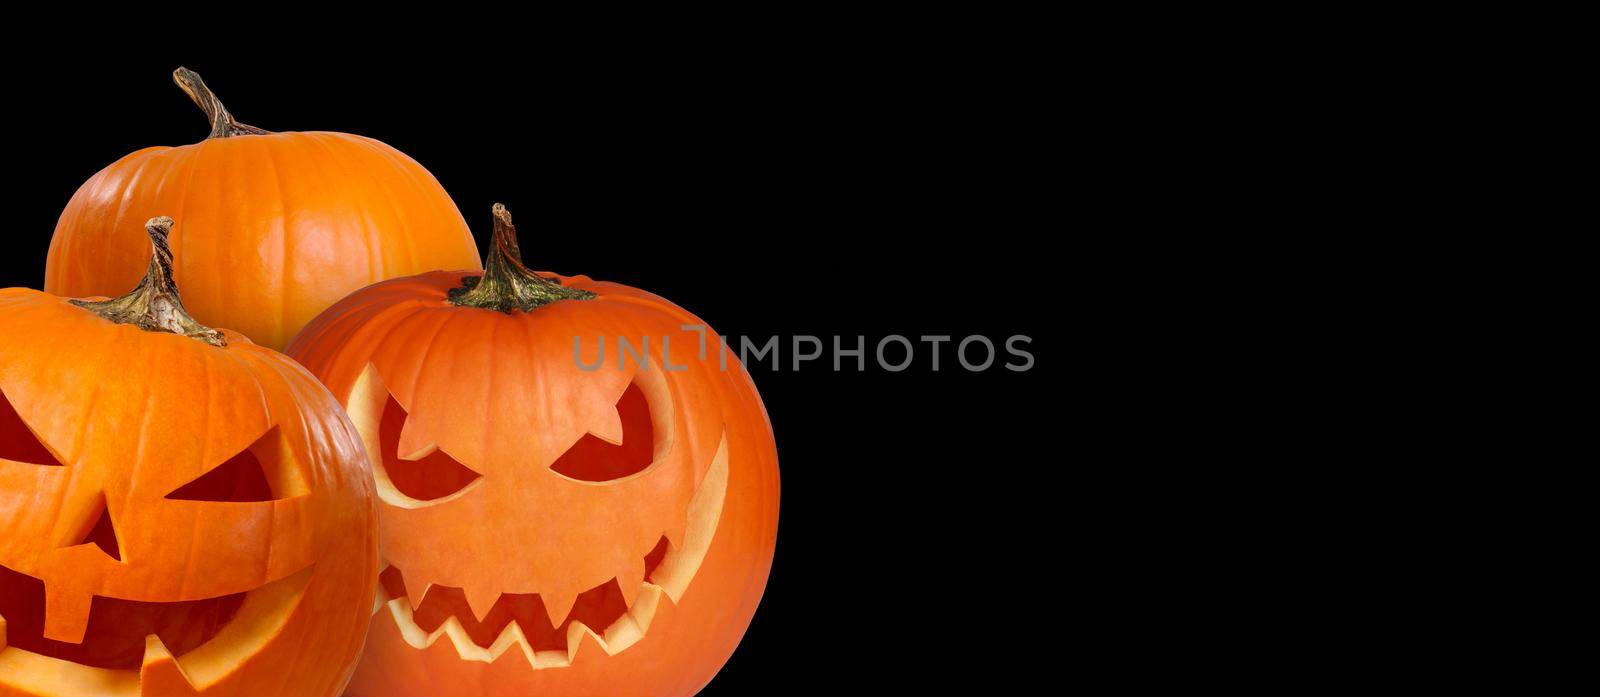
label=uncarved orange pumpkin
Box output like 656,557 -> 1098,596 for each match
45,67 -> 482,351
287,205 -> 780,697
1,218 -> 378,696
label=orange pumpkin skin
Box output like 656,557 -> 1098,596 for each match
45,130 -> 481,352
287,241 -> 779,696
46,68 -> 480,353
0,287 -> 378,695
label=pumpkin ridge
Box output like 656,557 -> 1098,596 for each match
248,133 -> 295,352
105,150 -> 168,288
341,134 -> 427,275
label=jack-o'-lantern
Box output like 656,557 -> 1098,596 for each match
287,205 -> 780,696
45,67 -> 482,351
0,218 -> 378,696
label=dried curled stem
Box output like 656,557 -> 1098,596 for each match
448,204 -> 596,312
172,67 -> 269,139
71,217 -> 226,346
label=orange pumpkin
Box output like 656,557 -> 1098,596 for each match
45,68 -> 482,351
287,205 -> 780,696
1,218 -> 378,696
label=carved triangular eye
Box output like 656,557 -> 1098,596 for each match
0,387 -> 63,466
550,381 -> 655,482
166,426 -> 308,502
378,397 -> 482,502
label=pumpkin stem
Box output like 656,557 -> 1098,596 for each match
448,204 -> 597,312
172,67 -> 269,139
70,217 -> 227,347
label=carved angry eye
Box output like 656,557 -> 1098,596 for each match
0,387 -> 64,467
550,380 -> 657,482
378,398 -> 484,503
355,359 -> 673,506
165,427 -> 309,502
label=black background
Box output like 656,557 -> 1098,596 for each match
4,49 -> 1054,693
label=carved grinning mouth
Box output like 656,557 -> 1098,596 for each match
0,563 -> 314,691
0,563 -> 246,669
375,534 -> 671,668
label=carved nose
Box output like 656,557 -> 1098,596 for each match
53,492 -> 121,561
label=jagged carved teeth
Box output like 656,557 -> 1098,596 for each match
383,582 -> 667,669
140,633 -> 199,689
378,556 -> 667,669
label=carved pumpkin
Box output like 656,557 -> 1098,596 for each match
287,205 -> 780,696
0,218 -> 378,696
45,68 -> 482,351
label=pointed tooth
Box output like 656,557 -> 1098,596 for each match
629,583 -> 665,633
541,587 -> 579,629
43,587 -> 93,643
565,621 -> 609,663
438,616 -> 492,662
602,612 -> 645,653
386,598 -> 434,646
140,634 -> 199,695
663,517 -> 688,551
397,417 -> 438,461
462,582 -> 500,623
616,556 -> 646,608
142,633 -> 174,666
1,611 -> 8,651
488,619 -> 537,667
401,571 -> 433,611
372,583 -> 391,616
